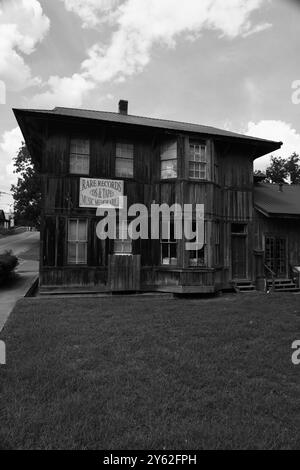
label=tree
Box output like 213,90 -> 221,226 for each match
285,152 -> 300,184
11,143 -> 41,228
265,156 -> 288,183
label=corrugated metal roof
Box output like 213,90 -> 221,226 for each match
14,106 -> 282,146
254,183 -> 300,216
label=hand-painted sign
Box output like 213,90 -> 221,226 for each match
79,178 -> 124,209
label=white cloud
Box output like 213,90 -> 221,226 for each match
0,0 -> 50,91
242,22 -> 272,38
246,120 -> 300,171
60,0 -> 122,28
32,0 -> 271,107
80,0 -> 270,83
28,73 -> 95,108
0,127 -> 23,210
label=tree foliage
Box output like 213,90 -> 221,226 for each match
285,152 -> 300,184
11,143 -> 41,227
265,153 -> 300,184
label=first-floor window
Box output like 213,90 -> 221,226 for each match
114,221 -> 132,254
161,220 -> 177,265
189,220 -> 206,267
67,219 -> 88,264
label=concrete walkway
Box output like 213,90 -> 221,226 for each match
0,259 -> 39,332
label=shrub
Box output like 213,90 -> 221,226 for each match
0,251 -> 18,285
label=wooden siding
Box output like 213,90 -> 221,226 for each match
39,118 -> 259,291
108,255 -> 141,291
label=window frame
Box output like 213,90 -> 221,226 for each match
115,142 -> 134,179
69,138 -> 90,175
160,219 -> 178,266
188,220 -> 207,267
160,139 -> 178,180
67,218 -> 88,265
189,142 -> 207,180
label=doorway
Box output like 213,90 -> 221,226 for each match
231,223 -> 247,279
265,236 -> 287,277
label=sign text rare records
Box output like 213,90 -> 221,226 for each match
79,177 -> 124,209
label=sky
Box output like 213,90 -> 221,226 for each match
0,0 -> 300,212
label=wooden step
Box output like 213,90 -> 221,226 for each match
267,279 -> 295,286
233,281 -> 256,293
267,278 -> 300,292
274,286 -> 300,292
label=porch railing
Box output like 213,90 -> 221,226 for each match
264,264 -> 276,292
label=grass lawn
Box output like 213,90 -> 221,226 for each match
0,293 -> 300,450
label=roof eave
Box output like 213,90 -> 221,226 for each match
12,108 -> 283,152
255,205 -> 300,218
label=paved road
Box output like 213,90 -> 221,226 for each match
0,231 -> 39,257
0,231 -> 40,332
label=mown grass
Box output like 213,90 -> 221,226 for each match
0,293 -> 300,450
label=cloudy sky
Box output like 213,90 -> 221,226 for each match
0,0 -> 300,211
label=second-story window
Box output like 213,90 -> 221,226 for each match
69,138 -> 90,175
160,140 -> 177,179
116,142 -> 134,178
189,143 -> 207,180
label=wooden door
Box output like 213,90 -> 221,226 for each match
265,236 -> 287,277
231,235 -> 247,279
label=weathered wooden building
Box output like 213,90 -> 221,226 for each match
253,181 -> 300,291
14,101 -> 293,294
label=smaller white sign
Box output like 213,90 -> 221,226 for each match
79,178 -> 124,209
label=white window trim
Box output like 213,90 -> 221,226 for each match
189,143 -> 207,180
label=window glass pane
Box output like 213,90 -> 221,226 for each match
78,220 -> 87,241
170,243 -> 177,259
70,154 -> 89,174
68,220 -> 77,241
116,143 -> 133,159
189,246 -> 205,266
231,223 -> 246,234
68,242 -> 77,264
70,139 -> 89,155
114,240 -> 132,254
161,159 -> 177,179
200,145 -> 206,162
161,140 -> 177,160
77,243 -> 87,263
116,158 -> 133,177
161,243 -> 170,265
